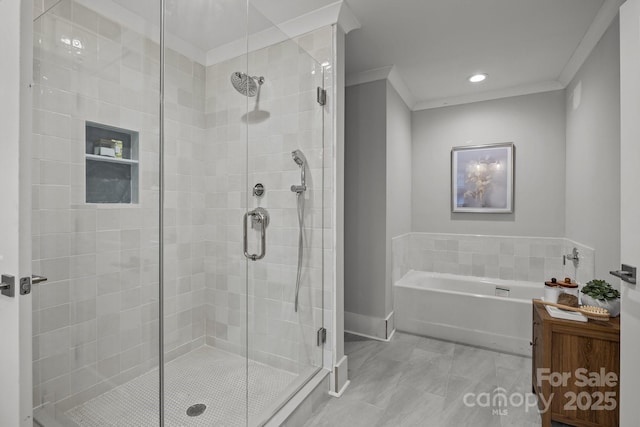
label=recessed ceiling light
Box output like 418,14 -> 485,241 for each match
469,73 -> 488,83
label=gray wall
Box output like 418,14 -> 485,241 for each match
411,91 -> 567,237
565,18 -> 620,280
345,18 -> 621,328
344,79 -> 412,322
345,80 -> 387,318
385,82 -> 412,314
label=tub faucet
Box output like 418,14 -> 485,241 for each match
563,247 -> 580,267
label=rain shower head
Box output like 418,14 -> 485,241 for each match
230,72 -> 264,97
291,150 -> 307,167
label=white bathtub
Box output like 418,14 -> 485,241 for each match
394,270 -> 542,356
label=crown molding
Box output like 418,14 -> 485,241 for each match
413,80 -> 564,111
206,27 -> 282,67
346,65 -> 414,109
558,0 -> 624,86
75,0 -> 349,68
338,1 -> 361,35
387,66 -> 415,109
346,66 -> 394,87
349,0 -> 620,112
206,1 -> 351,66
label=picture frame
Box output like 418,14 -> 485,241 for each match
451,142 -> 514,213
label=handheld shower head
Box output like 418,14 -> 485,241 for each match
291,150 -> 308,312
291,150 -> 307,193
291,150 -> 307,166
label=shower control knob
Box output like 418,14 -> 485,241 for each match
253,183 -> 265,197
250,207 -> 270,229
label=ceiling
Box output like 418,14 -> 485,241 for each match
109,0 -> 339,51
103,0 -> 613,109
344,0 -> 607,109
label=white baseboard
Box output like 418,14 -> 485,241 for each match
386,328 -> 397,341
345,328 -> 396,342
385,311 -> 395,338
345,310 -> 395,340
329,380 -> 351,398
330,354 -> 349,396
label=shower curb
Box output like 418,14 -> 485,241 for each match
265,369 -> 330,427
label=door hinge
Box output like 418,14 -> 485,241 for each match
317,327 -> 327,346
317,87 -> 326,106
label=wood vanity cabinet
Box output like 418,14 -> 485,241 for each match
531,300 -> 620,427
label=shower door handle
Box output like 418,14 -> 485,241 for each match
243,208 -> 268,261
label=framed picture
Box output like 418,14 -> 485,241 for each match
451,142 -> 514,213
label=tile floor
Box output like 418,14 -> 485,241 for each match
303,332 -> 571,427
37,333 -> 573,427
65,346 -> 297,427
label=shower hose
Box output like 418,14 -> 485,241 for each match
294,191 -> 305,312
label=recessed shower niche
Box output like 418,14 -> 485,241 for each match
85,122 -> 139,204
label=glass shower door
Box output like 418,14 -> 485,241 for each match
160,0 -> 327,424
245,16 -> 326,424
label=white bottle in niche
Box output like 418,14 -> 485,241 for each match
95,138 -> 116,157
94,146 -> 116,157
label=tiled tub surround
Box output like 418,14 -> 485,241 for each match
392,233 -> 596,287
391,233 -> 596,354
32,0 -> 334,421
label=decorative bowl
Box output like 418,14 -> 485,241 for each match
581,294 -> 620,317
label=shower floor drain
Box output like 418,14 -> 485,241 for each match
186,404 -> 207,417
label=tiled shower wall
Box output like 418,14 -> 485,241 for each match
392,233 -> 596,285
31,0 -> 334,414
162,33 -> 208,360
33,2 -> 160,412
31,0 -> 208,412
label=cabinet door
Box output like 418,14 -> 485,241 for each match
549,332 -> 619,426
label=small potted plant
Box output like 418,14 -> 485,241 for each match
581,279 -> 621,317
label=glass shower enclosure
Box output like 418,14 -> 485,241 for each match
31,1 -> 327,425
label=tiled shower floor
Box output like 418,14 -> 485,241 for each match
65,346 -> 297,427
